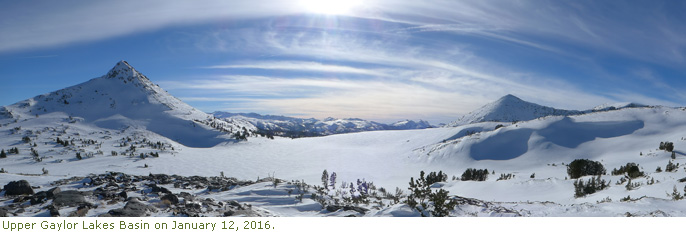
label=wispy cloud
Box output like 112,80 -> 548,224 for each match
4,0 -> 685,122
204,61 -> 390,77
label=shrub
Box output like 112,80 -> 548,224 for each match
426,171 -> 447,185
429,189 -> 457,217
497,173 -> 514,181
670,185 -> 683,200
666,160 -> 678,172
659,142 -> 674,152
461,168 -> 489,181
573,175 -> 609,198
567,159 -> 606,179
406,171 -> 457,217
611,163 -> 644,179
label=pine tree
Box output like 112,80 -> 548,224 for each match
329,172 -> 337,189
672,151 -> 676,159
321,169 -> 329,189
0,149 -> 6,158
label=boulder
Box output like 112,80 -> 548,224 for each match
47,205 -> 60,217
3,180 -> 34,195
161,194 -> 179,205
53,190 -> 89,207
108,198 -> 157,217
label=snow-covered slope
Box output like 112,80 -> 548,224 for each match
2,61 -> 253,147
449,94 -> 582,126
212,112 -> 432,137
3,62 -> 686,217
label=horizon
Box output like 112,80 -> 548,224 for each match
2,1 -> 686,125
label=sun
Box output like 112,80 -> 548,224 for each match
299,0 -> 362,15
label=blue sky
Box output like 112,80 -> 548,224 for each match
1,0 -> 685,124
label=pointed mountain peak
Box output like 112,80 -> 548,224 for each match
106,60 -> 139,80
497,94 -> 523,103
449,94 -> 581,126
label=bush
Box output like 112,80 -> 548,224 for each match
611,163 -> 644,179
426,171 -> 447,186
461,168 -> 489,181
666,160 -> 678,172
573,176 -> 609,198
497,173 -> 514,181
406,171 -> 457,217
567,159 -> 606,179
660,142 -> 674,152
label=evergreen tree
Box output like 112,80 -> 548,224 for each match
0,149 -> 6,158
329,172 -> 337,189
567,159 -> 606,179
321,169 -> 329,189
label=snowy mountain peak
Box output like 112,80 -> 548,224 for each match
498,94 -> 523,103
449,94 -> 581,126
2,61 -> 255,147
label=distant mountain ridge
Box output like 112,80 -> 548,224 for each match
449,94 -> 648,126
212,112 -> 433,137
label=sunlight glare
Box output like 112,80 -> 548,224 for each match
299,0 -> 363,15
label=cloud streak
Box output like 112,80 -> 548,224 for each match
205,61 -> 390,77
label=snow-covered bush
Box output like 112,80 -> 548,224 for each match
567,159 -> 606,179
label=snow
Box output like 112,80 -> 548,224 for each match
3,61 -> 686,217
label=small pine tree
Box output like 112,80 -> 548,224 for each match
76,152 -> 82,160
329,172 -> 337,189
671,185 -> 683,200
672,151 -> 676,159
0,149 -> 6,158
321,169 -> 329,189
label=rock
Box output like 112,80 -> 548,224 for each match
223,210 -> 235,216
108,198 -> 157,217
13,196 -> 29,203
3,180 -> 34,195
161,194 -> 179,205
0,208 -> 8,217
47,205 -> 60,217
179,192 -> 194,201
118,191 -> 127,199
46,187 -> 61,198
227,200 -> 242,209
70,205 -> 89,217
31,187 -> 61,205
53,190 -> 89,207
149,184 -> 171,194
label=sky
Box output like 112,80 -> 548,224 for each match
1,0 -> 685,125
